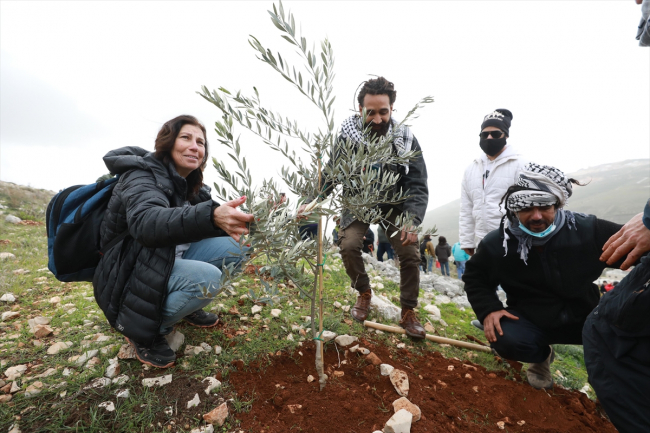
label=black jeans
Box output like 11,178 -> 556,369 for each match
491,310 -> 583,363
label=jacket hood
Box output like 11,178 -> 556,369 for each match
104,146 -> 177,197
476,144 -> 522,165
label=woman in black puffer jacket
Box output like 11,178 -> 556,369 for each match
93,115 -> 253,368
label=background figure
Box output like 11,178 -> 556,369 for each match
362,227 -> 375,255
459,109 -> 527,257
332,216 -> 340,245
299,223 -> 319,240
637,0 -> 650,46
452,241 -> 470,280
419,234 -> 436,273
376,225 -> 394,262
435,236 -> 452,276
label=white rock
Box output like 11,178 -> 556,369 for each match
76,350 -> 99,366
286,334 -> 294,341
5,365 -> 27,381
203,377 -> 222,395
84,377 -> 111,390
164,330 -> 185,352
434,294 -> 452,305
384,408 -> 413,433
0,294 -> 16,302
187,393 -> 201,408
142,374 -> 172,387
105,361 -> 120,378
47,341 -> 74,355
184,345 -> 205,357
164,406 -> 173,416
1,312 -> 20,321
333,301 -> 342,308
369,291 -> 401,322
7,424 -> 20,433
342,305 -> 350,312
423,304 -> 441,321
112,374 -> 130,385
62,368 -> 73,377
10,381 -> 20,393
0,252 -> 16,260
270,309 -> 282,318
380,364 -> 395,376
251,305 -> 263,314
25,381 -> 43,397
98,401 -> 115,412
200,342 -> 213,352
358,347 -> 370,355
321,330 -> 337,342
5,215 -> 21,224
390,369 -> 410,397
191,426 -> 215,433
349,344 -> 359,353
214,345 -> 222,355
392,396 -> 421,422
115,389 -> 130,398
307,375 -> 315,383
334,334 -> 358,347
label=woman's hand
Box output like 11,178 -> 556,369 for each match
212,196 -> 255,242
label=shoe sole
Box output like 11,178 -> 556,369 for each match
183,319 -> 220,328
126,338 -> 175,369
400,325 -> 426,340
350,310 -> 368,323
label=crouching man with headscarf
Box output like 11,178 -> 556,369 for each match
463,163 -> 632,390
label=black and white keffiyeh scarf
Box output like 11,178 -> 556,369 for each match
340,115 -> 414,174
503,163 -> 581,263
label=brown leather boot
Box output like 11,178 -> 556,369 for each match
400,309 -> 425,339
350,290 -> 372,323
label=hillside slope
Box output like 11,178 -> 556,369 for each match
422,159 -> 650,245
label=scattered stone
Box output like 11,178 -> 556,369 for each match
0,252 -> 16,261
191,425 -> 214,433
333,301 -> 342,308
322,330 -> 337,342
117,344 -> 136,359
287,404 -> 303,413
496,421 -> 505,430
142,374 -> 172,387
332,371 -> 344,378
349,344 -> 360,353
393,397 -> 421,422
5,365 -> 27,381
214,345 -> 222,355
1,312 -> 20,321
307,375 -> 315,383
203,402 -> 229,426
389,369 -> 409,397
200,342 -> 213,352
187,393 -> 200,409
49,296 -> 61,304
99,401 -> 115,412
5,215 -> 21,224
473,386 -> 479,393
116,389 -> 130,398
0,394 -> 12,403
203,377 -> 221,395
100,344 -> 118,355
34,368 -> 57,379
84,377 -> 111,390
34,325 -> 53,339
380,364 -> 394,376
447,365 -> 454,371
366,352 -> 382,366
62,368 -> 73,377
0,294 -> 16,302
10,382 -> 20,393
424,322 -> 435,333
7,423 -> 20,433
334,334 -> 358,346
462,364 -> 477,371
105,358 -> 120,378
112,374 -> 130,385
251,305 -> 263,314
342,305 -> 350,312
185,345 -> 205,357
369,291 -> 401,322
517,420 -> 526,426
162,330 -> 184,352
25,381 -> 43,397
396,343 -> 406,349
286,334 -> 294,341
76,350 -> 99,366
358,347 -> 370,355
270,309 -> 281,318
384,408 -> 413,433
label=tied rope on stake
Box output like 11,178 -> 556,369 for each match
313,330 -> 325,342
317,253 -> 328,267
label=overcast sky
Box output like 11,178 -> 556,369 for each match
1,1 -> 648,215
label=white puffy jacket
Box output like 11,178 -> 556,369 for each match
459,145 -> 527,249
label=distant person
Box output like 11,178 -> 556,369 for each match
419,234 -> 436,273
376,225 -> 394,262
332,216 -> 340,245
452,241 -> 470,280
464,163 -> 632,390
460,109 -> 527,257
583,199 -> 650,433
94,115 -> 252,368
362,227 -> 375,255
636,0 -> 650,46
435,236 -> 452,276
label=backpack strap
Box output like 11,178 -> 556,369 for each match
99,231 -> 130,256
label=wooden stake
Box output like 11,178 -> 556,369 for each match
363,320 -> 492,353
315,155 -> 327,390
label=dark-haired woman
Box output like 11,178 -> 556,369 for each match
435,236 -> 452,277
93,115 -> 253,368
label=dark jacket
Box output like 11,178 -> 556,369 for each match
463,214 -> 623,330
435,243 -> 452,262
93,146 -> 226,347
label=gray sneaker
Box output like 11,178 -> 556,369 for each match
526,346 -> 555,390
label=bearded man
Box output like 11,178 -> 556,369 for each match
300,77 -> 429,338
463,163 -> 630,389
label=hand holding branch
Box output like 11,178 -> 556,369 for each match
212,196 -> 255,242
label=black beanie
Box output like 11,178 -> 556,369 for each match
480,109 -> 513,137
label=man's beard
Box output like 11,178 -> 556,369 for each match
364,120 -> 390,137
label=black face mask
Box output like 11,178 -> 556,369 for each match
479,137 -> 507,157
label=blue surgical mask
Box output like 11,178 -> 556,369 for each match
518,221 -> 556,238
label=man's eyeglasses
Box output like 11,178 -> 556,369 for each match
479,130 -> 505,139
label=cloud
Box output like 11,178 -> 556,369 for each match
0,53 -> 107,146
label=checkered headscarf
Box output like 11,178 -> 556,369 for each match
340,115 -> 414,174
506,163 -> 573,212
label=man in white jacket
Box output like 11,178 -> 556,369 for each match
459,109 -> 527,256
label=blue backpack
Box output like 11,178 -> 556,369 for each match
46,176 -> 129,282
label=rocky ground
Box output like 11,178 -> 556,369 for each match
0,194 -> 620,432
